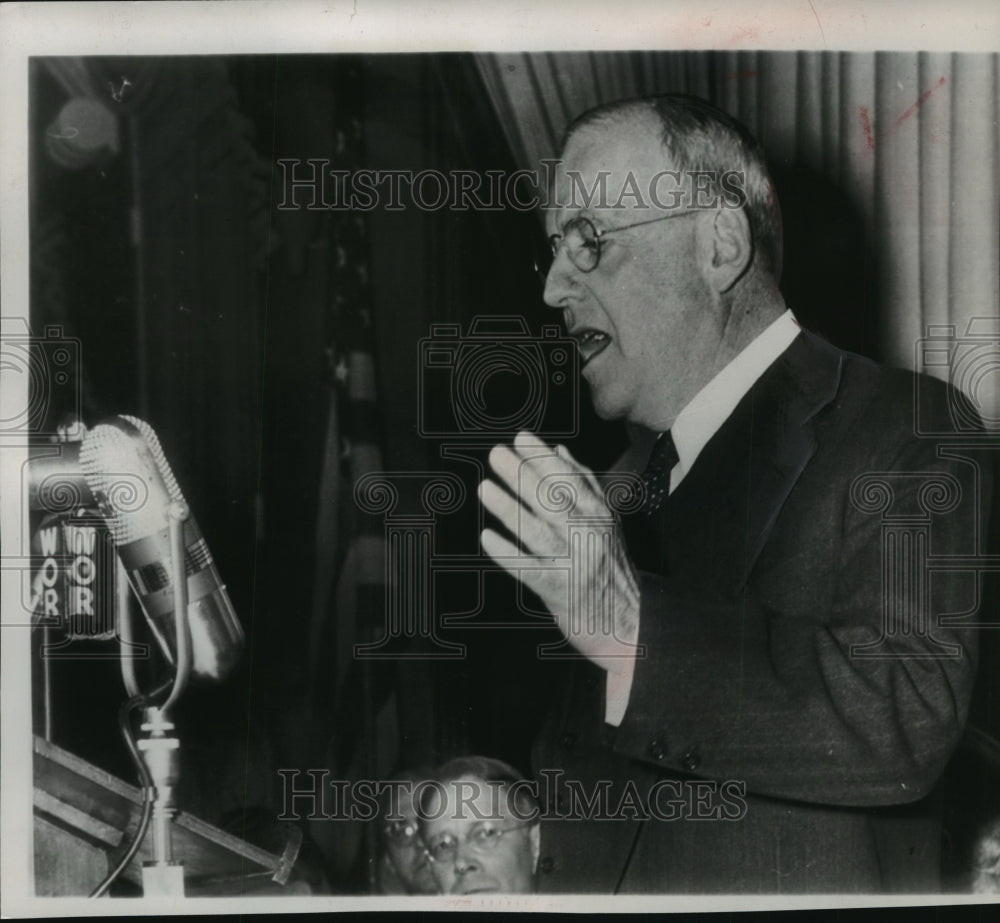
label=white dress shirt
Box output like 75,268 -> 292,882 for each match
605,309 -> 802,725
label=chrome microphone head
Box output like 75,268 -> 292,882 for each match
80,416 -> 245,682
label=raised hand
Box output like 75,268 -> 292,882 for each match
477,430 -> 641,674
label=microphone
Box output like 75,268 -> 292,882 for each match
79,415 -> 244,682
28,443 -> 95,513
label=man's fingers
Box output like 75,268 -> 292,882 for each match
487,442 -> 530,495
480,527 -> 552,587
487,441 -> 558,517
480,527 -> 568,612
478,478 -> 522,533
488,432 -> 604,516
512,429 -> 551,453
513,431 -> 603,497
478,480 -> 566,559
480,526 -> 521,565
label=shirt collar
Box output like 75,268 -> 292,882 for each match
669,310 -> 801,489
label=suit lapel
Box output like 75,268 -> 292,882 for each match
661,331 -> 843,592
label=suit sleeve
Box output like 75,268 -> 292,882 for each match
610,432 -> 990,807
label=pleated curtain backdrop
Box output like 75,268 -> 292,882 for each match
476,51 -> 1000,428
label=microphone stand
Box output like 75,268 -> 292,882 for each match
117,501 -> 192,897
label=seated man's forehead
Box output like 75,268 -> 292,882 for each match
424,776 -> 507,819
396,789 -> 419,815
451,775 -> 501,802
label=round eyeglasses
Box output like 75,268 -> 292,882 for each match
538,210 -> 699,278
383,819 -> 420,843
423,822 -> 529,864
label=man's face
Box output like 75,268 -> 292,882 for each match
544,112 -> 719,431
420,777 -> 539,895
383,785 -> 439,894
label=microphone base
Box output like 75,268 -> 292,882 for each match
141,862 -> 185,897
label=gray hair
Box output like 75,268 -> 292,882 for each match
563,94 -> 783,280
417,755 -> 539,823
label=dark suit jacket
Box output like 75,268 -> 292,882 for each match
533,330 -> 992,893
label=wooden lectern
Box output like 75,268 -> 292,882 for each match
33,735 -> 313,897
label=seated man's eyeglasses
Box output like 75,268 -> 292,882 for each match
383,820 -> 419,843
375,771 -> 439,895
423,821 -> 530,865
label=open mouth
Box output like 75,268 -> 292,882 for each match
572,328 -> 612,367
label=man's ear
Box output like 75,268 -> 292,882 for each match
530,823 -> 541,870
702,206 -> 753,294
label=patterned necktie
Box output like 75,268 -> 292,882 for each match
640,431 -> 678,515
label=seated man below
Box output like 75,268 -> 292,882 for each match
973,817 -> 1000,894
374,766 -> 438,894
416,756 -> 540,895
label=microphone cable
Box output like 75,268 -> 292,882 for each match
88,678 -> 171,898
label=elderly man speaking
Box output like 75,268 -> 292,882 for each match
478,95 -> 991,893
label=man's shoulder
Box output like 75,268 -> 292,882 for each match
791,330 -> 962,439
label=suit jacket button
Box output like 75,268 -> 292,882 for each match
539,857 -> 555,874
560,732 -> 578,750
682,748 -> 701,772
648,738 -> 666,760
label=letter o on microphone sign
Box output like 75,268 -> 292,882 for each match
40,558 -> 59,587
70,555 -> 95,585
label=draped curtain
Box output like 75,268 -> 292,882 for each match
477,51 -> 1000,427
